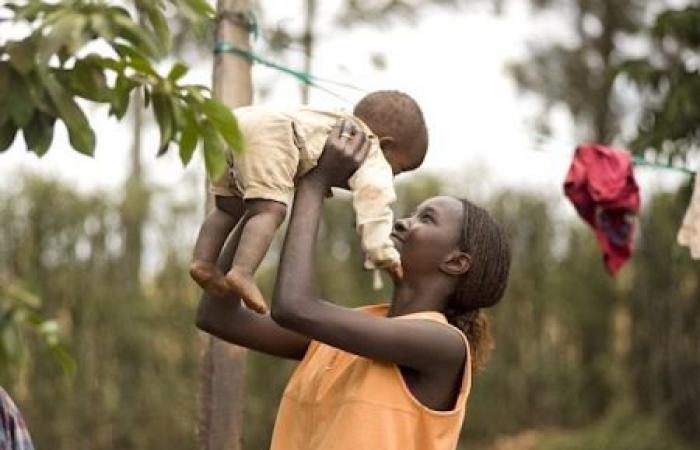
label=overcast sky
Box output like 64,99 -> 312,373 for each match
0,1 -> 690,202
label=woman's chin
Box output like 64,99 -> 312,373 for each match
390,271 -> 405,286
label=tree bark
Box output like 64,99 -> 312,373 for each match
199,1 -> 254,449
300,0 -> 317,104
122,89 -> 146,296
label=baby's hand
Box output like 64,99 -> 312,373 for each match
384,260 -> 403,282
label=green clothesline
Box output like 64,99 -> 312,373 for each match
532,132 -> 696,176
214,41 -> 315,85
213,41 -> 367,103
632,156 -> 696,176
215,35 -> 697,178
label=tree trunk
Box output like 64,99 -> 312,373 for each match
300,0 -> 317,104
199,1 -> 254,449
121,89 -> 146,297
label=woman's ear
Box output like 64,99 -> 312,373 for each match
440,250 -> 471,276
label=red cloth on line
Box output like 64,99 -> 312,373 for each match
564,144 -> 641,275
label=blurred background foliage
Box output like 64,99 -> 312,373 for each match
1,0 -> 700,450
1,169 -> 698,450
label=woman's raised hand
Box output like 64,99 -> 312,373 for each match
310,119 -> 371,188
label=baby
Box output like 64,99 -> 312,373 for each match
190,90 -> 428,313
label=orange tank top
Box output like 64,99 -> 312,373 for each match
269,304 -> 472,450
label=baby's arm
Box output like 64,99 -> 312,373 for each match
348,150 -> 402,279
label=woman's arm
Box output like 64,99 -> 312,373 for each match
270,122 -> 464,372
195,225 -> 310,360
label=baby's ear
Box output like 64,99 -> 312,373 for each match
379,136 -> 396,151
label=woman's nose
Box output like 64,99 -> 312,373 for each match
393,218 -> 409,232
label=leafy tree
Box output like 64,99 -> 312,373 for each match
0,0 -> 240,178
0,174 -> 202,449
628,189 -> 700,443
620,5 -> 700,162
0,0 -> 237,397
509,0 -> 648,142
336,0 -> 485,24
0,278 -> 73,378
465,191 -> 617,443
509,3 -> 700,447
614,4 -> 700,445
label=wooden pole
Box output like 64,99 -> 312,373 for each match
199,1 -> 254,449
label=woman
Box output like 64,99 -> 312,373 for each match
196,120 -> 510,450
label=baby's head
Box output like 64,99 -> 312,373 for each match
353,91 -> 428,175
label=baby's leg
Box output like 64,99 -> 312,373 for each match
225,199 -> 287,313
190,196 -> 245,297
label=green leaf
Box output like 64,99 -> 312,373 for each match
105,5 -> 132,20
145,6 -> 170,52
171,99 -> 186,129
110,74 -> 138,119
185,86 -> 207,103
8,2 -> 51,22
43,73 -> 95,156
179,112 -> 198,166
167,62 -> 188,82
26,71 -> 54,114
201,121 -> 228,179
0,121 -> 18,152
38,13 -> 88,65
22,112 -> 55,156
8,73 -> 34,128
111,12 -> 160,59
0,62 -> 9,96
86,54 -> 123,72
6,38 -> 37,74
38,4 -> 72,27
90,12 -> 114,41
112,43 -> 158,77
152,92 -> 174,156
181,0 -> 216,17
0,63 -> 11,123
201,99 -> 243,153
48,343 -> 76,376
68,58 -> 110,102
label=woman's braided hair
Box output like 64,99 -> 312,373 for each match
445,198 -> 511,373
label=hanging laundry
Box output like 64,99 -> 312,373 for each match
677,172 -> 700,259
564,144 -> 641,275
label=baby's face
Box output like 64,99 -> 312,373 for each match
381,134 -> 427,175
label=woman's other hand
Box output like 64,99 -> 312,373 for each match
310,119 -> 371,189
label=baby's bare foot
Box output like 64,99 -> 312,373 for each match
190,260 -> 231,298
225,267 -> 268,314
190,260 -> 217,287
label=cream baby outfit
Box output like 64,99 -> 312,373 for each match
678,172 -> 700,259
212,106 -> 400,270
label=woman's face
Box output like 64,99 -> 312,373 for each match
391,196 -> 465,276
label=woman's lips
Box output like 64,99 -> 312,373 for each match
390,232 -> 405,246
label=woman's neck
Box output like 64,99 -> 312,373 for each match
387,275 -> 453,317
